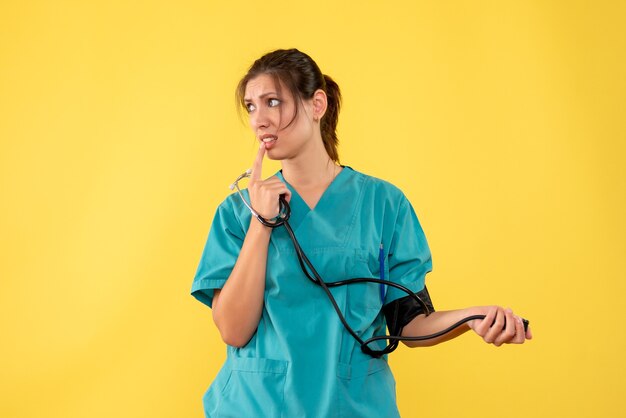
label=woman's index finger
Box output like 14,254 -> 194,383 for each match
250,143 -> 266,182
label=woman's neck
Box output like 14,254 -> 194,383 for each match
281,141 -> 340,190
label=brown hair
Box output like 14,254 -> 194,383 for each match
236,49 -> 342,163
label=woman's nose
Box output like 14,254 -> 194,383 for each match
250,108 -> 270,130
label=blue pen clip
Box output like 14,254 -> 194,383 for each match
379,244 -> 386,303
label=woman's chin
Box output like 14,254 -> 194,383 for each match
265,149 -> 284,161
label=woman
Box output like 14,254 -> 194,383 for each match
191,48 -> 532,417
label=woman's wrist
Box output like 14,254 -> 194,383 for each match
247,217 -> 273,237
464,306 -> 488,329
466,306 -> 487,316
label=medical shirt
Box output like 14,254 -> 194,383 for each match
191,166 -> 432,418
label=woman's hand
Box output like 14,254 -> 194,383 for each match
467,306 -> 533,346
247,143 -> 291,220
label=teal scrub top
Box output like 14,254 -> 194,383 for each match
191,166 -> 432,418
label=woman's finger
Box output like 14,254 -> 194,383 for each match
483,307 -> 505,344
250,142 -> 266,182
475,306 -> 497,337
494,308 -> 516,346
525,323 -> 533,340
512,316 -> 526,344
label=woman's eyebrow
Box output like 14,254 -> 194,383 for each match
244,91 -> 278,102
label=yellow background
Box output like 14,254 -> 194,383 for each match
1,1 -> 625,417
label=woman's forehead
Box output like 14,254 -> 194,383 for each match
244,74 -> 286,100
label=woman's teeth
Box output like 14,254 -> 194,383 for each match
262,137 -> 277,143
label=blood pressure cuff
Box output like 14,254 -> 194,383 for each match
382,286 -> 435,336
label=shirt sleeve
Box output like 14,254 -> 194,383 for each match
383,196 -> 433,305
190,197 -> 245,308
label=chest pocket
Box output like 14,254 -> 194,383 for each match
343,249 -> 386,314
298,247 -> 385,314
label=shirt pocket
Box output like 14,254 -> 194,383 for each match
214,357 -> 289,418
345,248 -> 386,314
336,357 -> 399,418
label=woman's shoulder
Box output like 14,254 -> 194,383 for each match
212,189 -> 253,226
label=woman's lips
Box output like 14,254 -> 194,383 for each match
260,135 -> 278,149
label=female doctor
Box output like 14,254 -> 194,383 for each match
191,48 -> 532,418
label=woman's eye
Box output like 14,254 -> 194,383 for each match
245,103 -> 256,113
268,98 -> 280,107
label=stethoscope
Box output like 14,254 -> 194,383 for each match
230,169 -> 529,358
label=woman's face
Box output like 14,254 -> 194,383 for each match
243,73 -> 316,160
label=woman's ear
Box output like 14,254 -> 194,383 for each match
312,89 -> 328,122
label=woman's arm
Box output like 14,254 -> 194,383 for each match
401,305 -> 532,348
211,220 -> 271,347
211,143 -> 291,347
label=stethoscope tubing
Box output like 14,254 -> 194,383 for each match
233,184 -> 529,357
258,196 -> 465,357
